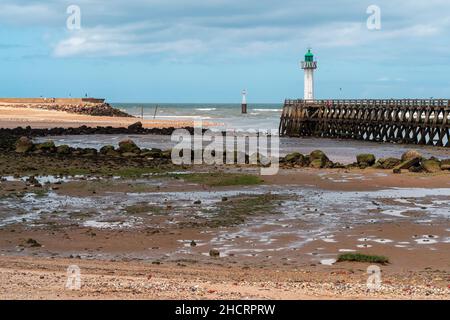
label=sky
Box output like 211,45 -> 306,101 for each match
0,0 -> 450,103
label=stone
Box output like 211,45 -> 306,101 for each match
422,159 -> 441,173
310,150 -> 329,162
100,145 -> 115,154
401,150 -> 422,162
15,136 -> 33,153
309,159 -> 324,168
35,140 -> 56,152
121,152 -> 138,158
440,159 -> 450,170
81,148 -> 97,156
393,157 -> 421,173
56,145 -> 71,155
128,121 -> 143,132
118,139 -> 140,153
309,150 -> 332,168
284,152 -> 302,163
25,238 -> 41,247
193,200 -> 201,205
356,154 -> 376,167
209,249 -> 220,257
376,157 -> 401,169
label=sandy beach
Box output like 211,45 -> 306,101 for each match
0,104 -> 448,300
0,106 -> 217,129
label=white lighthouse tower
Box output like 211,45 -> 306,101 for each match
241,89 -> 247,114
301,48 -> 317,101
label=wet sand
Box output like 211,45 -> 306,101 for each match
0,168 -> 449,299
0,106 -> 217,129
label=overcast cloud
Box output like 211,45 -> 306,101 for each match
0,0 -> 449,101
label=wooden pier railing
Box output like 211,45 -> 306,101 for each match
279,99 -> 450,147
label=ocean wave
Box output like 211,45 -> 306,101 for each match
251,108 -> 282,112
153,115 -> 212,119
195,108 -> 217,111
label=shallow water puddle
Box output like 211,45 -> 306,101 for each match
0,184 -> 449,256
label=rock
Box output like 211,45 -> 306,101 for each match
140,150 -> 163,158
100,145 -> 115,154
35,140 -> 56,152
401,150 -> 422,162
56,145 -> 71,155
375,157 -> 401,169
15,136 -> 33,153
128,121 -> 143,133
161,150 -> 172,159
190,240 -> 197,247
222,196 -> 228,202
309,150 -> 331,168
121,152 -> 138,158
209,249 -> 220,257
118,139 -> 140,154
310,150 -> 329,162
356,154 -> 376,167
309,159 -> 324,168
440,159 -> 450,170
81,148 -> 97,157
284,152 -> 302,163
393,157 -> 421,173
193,200 -> 201,205
26,176 -> 41,187
25,238 -> 41,247
422,159 -> 441,173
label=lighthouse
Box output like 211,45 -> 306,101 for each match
241,89 -> 247,114
301,48 -> 317,101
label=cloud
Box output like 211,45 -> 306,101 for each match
2,0 -> 450,61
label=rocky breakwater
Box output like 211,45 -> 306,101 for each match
0,122 -> 191,138
3,101 -> 132,118
281,149 -> 450,174
14,136 -> 171,159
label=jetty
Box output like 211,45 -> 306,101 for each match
279,99 -> 450,147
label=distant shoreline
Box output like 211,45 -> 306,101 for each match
0,105 -> 218,129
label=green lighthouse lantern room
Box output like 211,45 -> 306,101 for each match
305,49 -> 314,62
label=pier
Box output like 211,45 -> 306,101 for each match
279,99 -> 450,147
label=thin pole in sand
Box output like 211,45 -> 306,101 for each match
153,105 -> 159,119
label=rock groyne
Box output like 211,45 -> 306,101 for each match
0,98 -> 132,118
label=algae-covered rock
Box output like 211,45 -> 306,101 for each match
309,159 -> 324,169
376,157 -> 402,169
310,150 -> 329,162
35,140 -> 56,152
81,148 -> 97,156
356,154 -> 376,167
56,145 -> 71,155
284,152 -> 302,163
118,139 -> 140,153
309,150 -> 330,168
393,157 -> 421,174
121,152 -> 139,157
401,150 -> 422,162
422,159 -> 441,173
100,145 -> 115,154
15,136 -> 33,153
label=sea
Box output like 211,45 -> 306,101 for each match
32,102 -> 450,164
111,103 -> 282,131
